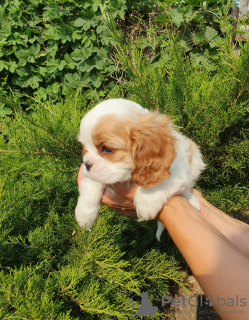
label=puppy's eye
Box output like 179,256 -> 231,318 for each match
102,146 -> 112,153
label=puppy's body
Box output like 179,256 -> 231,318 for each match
75,99 -> 206,240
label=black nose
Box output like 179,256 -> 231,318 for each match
84,161 -> 93,172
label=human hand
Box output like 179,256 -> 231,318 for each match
77,165 -> 137,217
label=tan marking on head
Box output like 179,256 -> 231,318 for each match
91,115 -> 133,167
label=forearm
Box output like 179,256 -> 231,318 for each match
195,192 -> 249,258
158,197 -> 249,319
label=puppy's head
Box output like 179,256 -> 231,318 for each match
78,99 -> 176,187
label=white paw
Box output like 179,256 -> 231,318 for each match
75,200 -> 100,230
134,188 -> 166,221
75,177 -> 104,230
184,193 -> 201,211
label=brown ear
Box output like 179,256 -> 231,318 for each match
129,112 -> 176,188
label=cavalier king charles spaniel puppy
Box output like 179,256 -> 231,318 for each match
75,99 -> 206,241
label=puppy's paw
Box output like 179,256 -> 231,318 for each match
134,188 -> 165,221
75,201 -> 100,230
184,192 -> 201,211
75,177 -> 104,229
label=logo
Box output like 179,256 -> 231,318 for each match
161,295 -> 247,308
129,293 -> 247,317
129,291 -> 158,317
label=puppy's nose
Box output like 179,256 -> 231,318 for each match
84,161 -> 93,172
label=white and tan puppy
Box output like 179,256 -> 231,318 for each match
75,99 -> 206,240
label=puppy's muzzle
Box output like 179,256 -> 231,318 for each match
84,161 -> 93,172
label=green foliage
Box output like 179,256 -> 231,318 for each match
0,1 -> 249,318
0,0 -> 127,109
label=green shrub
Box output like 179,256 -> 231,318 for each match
0,1 -> 248,318
0,0 -> 127,111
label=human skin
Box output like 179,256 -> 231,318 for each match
77,165 -> 249,319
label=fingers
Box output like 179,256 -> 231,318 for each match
102,188 -> 121,206
107,180 -> 137,199
102,188 -> 137,217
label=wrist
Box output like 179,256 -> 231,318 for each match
157,196 -> 188,225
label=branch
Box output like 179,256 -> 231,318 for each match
0,149 -> 58,156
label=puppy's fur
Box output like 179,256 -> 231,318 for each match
75,99 -> 206,240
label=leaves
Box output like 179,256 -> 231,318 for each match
15,74 -> 43,89
193,27 -> 220,48
0,102 -> 12,117
168,8 -> 185,27
0,0 -> 126,103
190,51 -> 216,70
168,7 -> 197,26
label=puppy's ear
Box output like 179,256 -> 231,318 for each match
129,112 -> 176,188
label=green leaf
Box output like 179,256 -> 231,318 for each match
46,60 -> 67,73
179,40 -> 191,52
64,73 -> 83,89
16,65 -> 32,76
15,74 -> 43,89
0,102 -> 12,117
44,27 -> 62,41
193,13 -> 205,23
204,26 -> 218,42
204,27 -> 219,48
59,26 -> 72,44
15,50 -> 30,66
190,52 -> 215,71
96,24 -> 107,34
43,3 -> 66,20
0,4 -> 4,26
29,43 -> 40,57
183,8 -> 193,20
46,82 -> 61,94
72,31 -> 82,41
9,61 -> 18,73
193,32 -> 206,45
74,17 -> 88,27
74,15 -> 97,31
65,72 -> 80,83
78,59 -> 95,72
37,66 -> 48,77
92,0 -> 101,12
168,8 -> 184,27
153,14 -> 168,24
0,60 -> 7,71
89,71 -> 102,88
46,41 -> 58,58
64,54 -> 77,69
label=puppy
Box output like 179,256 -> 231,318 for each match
75,99 -> 206,240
